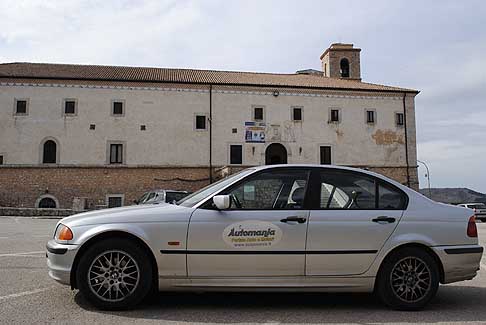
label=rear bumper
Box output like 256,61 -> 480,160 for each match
432,245 -> 483,284
46,239 -> 79,286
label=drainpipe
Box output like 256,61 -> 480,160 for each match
209,85 -> 213,183
402,93 -> 410,187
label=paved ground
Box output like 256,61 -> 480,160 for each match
1,216 -> 486,324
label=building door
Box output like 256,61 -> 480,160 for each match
265,143 -> 287,165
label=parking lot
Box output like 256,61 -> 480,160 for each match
1,216 -> 486,324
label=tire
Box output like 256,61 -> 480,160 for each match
76,238 -> 153,310
376,247 -> 439,311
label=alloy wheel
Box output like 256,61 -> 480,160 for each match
390,256 -> 432,303
87,250 -> 140,302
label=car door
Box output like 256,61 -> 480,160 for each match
187,168 -> 311,277
306,168 -> 407,276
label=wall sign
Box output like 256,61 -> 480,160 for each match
245,122 -> 266,143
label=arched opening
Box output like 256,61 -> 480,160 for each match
265,143 -> 288,165
340,58 -> 350,78
38,197 -> 57,209
42,140 -> 57,164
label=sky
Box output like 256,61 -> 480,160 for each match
0,0 -> 485,192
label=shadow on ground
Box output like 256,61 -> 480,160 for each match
75,285 -> 486,323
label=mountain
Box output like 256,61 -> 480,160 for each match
419,188 -> 486,205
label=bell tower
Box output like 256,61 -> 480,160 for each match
321,43 -> 361,80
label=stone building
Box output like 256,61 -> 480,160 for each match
0,43 -> 419,209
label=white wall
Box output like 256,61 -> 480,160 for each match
0,82 -> 414,167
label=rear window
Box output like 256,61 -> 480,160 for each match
165,192 -> 188,203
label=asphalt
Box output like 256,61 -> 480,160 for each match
1,216 -> 486,324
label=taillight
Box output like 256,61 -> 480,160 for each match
467,216 -> 477,238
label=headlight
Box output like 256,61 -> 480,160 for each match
55,224 -> 73,241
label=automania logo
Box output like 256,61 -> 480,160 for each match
227,226 -> 276,238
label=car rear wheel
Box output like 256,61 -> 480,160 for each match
76,238 -> 152,310
376,247 -> 439,310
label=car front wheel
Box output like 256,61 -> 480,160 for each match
76,238 -> 153,310
376,247 -> 439,310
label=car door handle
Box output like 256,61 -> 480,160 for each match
280,216 -> 307,224
372,216 -> 396,224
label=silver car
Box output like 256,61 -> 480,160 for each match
135,189 -> 191,205
46,165 -> 483,310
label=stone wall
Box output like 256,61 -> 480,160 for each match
0,207 -> 74,217
0,166 -> 211,209
367,166 -> 419,191
0,165 -> 418,209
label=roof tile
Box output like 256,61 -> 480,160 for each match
0,62 -> 418,93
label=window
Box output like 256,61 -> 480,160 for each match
230,145 -> 242,164
14,99 -> 28,115
195,115 -> 207,130
320,146 -> 332,165
42,140 -> 57,164
378,183 -> 407,209
110,144 -> 123,164
223,169 -> 309,210
318,170 -> 407,210
89,124 -> 96,130
330,109 -> 340,123
140,125 -> 146,131
396,112 -> 404,126
292,107 -> 302,121
165,191 -> 188,203
319,170 -> 376,209
107,195 -> 124,208
0,155 -> 3,165
38,197 -> 57,208
366,110 -> 375,124
64,100 -> 76,115
112,101 -> 124,116
340,58 -> 350,78
253,107 -> 264,121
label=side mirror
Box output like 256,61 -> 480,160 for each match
213,195 -> 231,210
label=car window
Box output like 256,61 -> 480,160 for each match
146,192 -> 156,202
318,170 -> 407,210
138,192 -> 149,204
177,169 -> 255,208
378,183 -> 406,209
165,192 -> 187,203
224,169 -> 309,210
319,170 -> 376,209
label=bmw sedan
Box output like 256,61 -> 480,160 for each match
46,165 -> 483,310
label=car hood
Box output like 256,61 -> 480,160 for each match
60,203 -> 192,228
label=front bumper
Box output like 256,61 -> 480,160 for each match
432,245 -> 483,284
46,239 -> 79,286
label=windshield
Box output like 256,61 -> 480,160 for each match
177,169 -> 255,208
